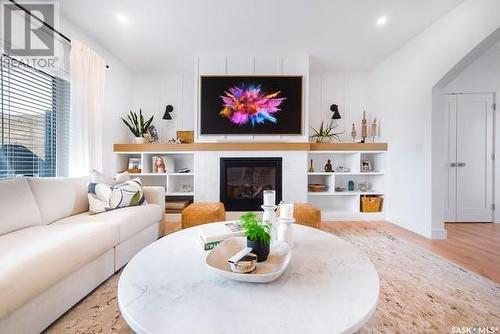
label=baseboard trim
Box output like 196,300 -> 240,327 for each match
431,228 -> 447,240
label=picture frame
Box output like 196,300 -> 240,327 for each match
127,157 -> 142,173
361,160 -> 372,172
152,156 -> 167,174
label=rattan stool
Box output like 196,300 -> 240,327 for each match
279,203 -> 321,229
181,202 -> 226,229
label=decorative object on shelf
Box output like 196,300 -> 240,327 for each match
127,157 -> 141,173
351,123 -> 357,143
163,105 -> 173,120
361,195 -> 383,212
361,160 -> 372,172
308,184 -> 328,192
335,186 -> 346,192
177,168 -> 191,173
144,125 -> 159,144
309,159 -> 314,173
324,159 -> 333,172
310,121 -> 343,143
240,212 -> 271,262
263,190 -> 276,206
121,109 -> 154,144
176,130 -> 194,144
335,166 -> 350,173
359,182 -> 370,193
348,180 -> 355,191
179,184 -> 193,193
152,156 -> 167,173
167,137 -> 182,144
371,118 -> 378,143
361,111 -> 368,143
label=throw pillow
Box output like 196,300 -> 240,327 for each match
88,178 -> 147,215
91,169 -> 130,185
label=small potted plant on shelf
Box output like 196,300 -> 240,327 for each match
310,121 -> 344,143
121,109 -> 154,144
240,212 -> 271,262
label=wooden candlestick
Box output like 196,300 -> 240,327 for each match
361,111 -> 367,143
371,118 -> 378,143
351,123 -> 356,143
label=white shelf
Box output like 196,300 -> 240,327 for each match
308,191 -> 384,196
168,173 -> 194,176
166,192 -> 194,196
130,172 -> 194,176
308,172 -> 383,176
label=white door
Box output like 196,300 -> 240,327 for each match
445,93 -> 494,222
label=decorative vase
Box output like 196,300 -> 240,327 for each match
316,137 -> 331,144
134,137 -> 146,144
247,239 -> 270,262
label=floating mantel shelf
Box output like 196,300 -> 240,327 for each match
113,142 -> 388,152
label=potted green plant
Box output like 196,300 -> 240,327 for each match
310,121 -> 344,143
121,109 -> 154,144
240,212 -> 271,262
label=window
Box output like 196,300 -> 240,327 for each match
0,54 -> 70,178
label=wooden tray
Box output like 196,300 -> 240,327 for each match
205,237 -> 291,283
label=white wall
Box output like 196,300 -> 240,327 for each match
61,17 -> 134,175
440,39 -> 500,223
370,0 -> 500,238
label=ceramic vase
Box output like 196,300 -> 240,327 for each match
247,239 -> 270,262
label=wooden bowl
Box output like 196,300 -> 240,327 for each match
308,184 -> 328,192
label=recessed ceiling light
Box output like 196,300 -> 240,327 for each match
376,16 -> 388,27
116,13 -> 129,25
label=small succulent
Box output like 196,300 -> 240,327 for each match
239,212 -> 271,245
121,110 -> 153,138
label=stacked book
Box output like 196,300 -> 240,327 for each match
199,221 -> 245,250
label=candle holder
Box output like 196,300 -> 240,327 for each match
277,217 -> 295,248
261,205 -> 278,240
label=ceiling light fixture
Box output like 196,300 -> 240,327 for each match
376,16 -> 388,27
116,13 -> 129,25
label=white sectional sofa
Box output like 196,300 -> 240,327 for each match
0,176 -> 165,334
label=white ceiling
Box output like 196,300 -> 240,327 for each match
60,0 -> 464,72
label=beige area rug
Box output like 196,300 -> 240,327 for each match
44,224 -> 500,334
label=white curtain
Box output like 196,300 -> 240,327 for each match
69,40 -> 106,176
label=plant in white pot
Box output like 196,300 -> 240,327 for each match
310,121 -> 344,143
121,110 -> 154,144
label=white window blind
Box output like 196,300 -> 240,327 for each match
0,55 -> 70,178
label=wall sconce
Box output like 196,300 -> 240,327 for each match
163,105 -> 173,120
330,104 -> 341,120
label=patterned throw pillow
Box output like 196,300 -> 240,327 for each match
88,178 -> 147,215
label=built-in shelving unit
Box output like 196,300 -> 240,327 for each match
307,150 -> 386,221
115,151 -> 195,220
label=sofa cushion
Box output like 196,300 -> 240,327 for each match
0,177 -> 42,236
0,224 -> 119,319
53,204 -> 161,242
27,176 -> 90,224
88,178 -> 147,215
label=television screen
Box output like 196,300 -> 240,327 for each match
200,76 -> 303,135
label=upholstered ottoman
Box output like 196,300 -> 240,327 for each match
181,202 -> 226,229
287,203 -> 321,229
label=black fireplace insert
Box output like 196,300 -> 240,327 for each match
220,157 -> 282,211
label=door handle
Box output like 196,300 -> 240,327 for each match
450,163 -> 457,167
457,162 -> 466,167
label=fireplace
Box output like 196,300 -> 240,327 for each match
220,158 -> 282,211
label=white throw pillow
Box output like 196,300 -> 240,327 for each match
91,170 -> 130,185
88,178 -> 147,215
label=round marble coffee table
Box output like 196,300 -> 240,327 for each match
118,223 -> 379,334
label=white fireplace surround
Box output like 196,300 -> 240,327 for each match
195,151 -> 308,204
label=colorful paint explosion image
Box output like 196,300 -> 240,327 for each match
219,84 -> 286,127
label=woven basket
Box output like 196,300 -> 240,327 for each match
361,196 -> 383,213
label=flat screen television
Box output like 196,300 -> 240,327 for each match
200,76 -> 303,135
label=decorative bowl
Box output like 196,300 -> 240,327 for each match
308,183 -> 328,192
205,237 -> 291,283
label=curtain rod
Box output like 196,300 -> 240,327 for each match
7,0 -> 110,69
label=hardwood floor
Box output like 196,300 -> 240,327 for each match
163,220 -> 500,283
